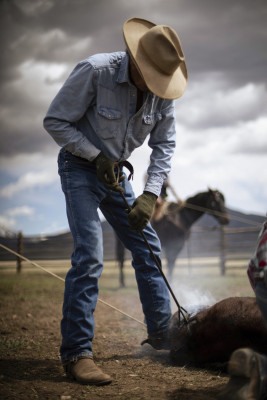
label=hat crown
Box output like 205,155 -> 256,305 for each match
140,25 -> 185,75
123,17 -> 187,99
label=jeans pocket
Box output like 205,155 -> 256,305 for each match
58,149 -> 67,175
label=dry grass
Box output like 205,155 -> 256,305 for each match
0,257 -> 254,399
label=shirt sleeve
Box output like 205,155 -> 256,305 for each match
144,101 -> 176,197
43,60 -> 100,161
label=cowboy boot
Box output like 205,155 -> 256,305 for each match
141,330 -> 171,350
217,348 -> 267,400
64,356 -> 112,386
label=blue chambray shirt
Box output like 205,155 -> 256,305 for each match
43,52 -> 176,196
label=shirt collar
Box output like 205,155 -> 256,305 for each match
118,53 -> 156,101
117,52 -> 131,84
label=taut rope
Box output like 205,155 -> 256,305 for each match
0,243 -> 146,328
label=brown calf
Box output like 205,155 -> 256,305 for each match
169,297 -> 267,366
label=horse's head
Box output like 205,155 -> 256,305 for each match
207,189 -> 230,225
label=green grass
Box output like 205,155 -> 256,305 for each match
0,257 -> 254,297
0,257 -> 254,317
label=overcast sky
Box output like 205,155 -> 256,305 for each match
0,0 -> 266,236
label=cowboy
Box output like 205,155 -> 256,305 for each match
151,177 -> 170,222
43,17 -> 187,385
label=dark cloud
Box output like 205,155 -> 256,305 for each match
1,0 -> 267,81
0,0 -> 267,157
0,127 -> 49,156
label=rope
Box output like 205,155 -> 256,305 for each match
183,203 -> 262,227
164,183 -> 262,227
0,243 -> 146,328
164,200 -> 261,228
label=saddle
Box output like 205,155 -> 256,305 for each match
152,200 -> 186,232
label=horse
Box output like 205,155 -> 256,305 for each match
115,188 -> 229,286
151,189 -> 230,280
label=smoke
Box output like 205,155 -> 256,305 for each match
171,281 -> 216,315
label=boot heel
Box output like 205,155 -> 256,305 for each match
228,348 -> 256,378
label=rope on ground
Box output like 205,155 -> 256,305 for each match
0,243 -> 146,328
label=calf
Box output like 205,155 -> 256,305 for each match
169,297 -> 267,366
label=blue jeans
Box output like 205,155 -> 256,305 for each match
58,149 -> 172,362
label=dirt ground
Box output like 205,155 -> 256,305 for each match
0,258 -> 254,399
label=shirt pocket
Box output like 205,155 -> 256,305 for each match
96,106 -> 122,139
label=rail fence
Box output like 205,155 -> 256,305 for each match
0,223 -> 261,275
179,225 -> 260,274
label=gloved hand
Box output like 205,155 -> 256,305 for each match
128,191 -> 157,231
94,152 -> 124,192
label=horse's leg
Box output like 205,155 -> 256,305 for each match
115,236 -> 126,287
165,246 -> 177,281
165,240 -> 184,281
119,259 -> 125,288
167,261 -> 174,281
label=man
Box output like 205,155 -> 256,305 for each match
43,17 -> 187,385
150,177 -> 170,222
218,220 -> 267,400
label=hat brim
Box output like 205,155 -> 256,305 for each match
123,18 -> 188,100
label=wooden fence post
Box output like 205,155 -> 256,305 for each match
16,231 -> 23,273
219,226 -> 226,275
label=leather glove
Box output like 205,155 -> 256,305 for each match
128,191 -> 157,231
94,152 -> 124,192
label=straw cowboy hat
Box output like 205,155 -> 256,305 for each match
123,17 -> 188,100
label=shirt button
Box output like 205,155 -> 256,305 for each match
144,115 -> 152,124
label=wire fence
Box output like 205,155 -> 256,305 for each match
0,223 -> 262,275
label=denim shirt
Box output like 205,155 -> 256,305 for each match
43,52 -> 176,196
